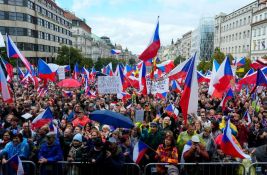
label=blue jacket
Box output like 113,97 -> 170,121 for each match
2,141 -> 30,159
38,141 -> 63,162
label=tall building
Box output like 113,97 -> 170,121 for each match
214,1 -> 258,58
251,0 -> 267,60
64,11 -> 92,59
0,0 -> 73,64
181,31 -> 192,59
191,17 -> 214,61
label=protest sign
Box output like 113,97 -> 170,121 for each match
135,110 -> 144,122
97,76 -> 122,94
146,78 -> 169,94
57,66 -> 65,80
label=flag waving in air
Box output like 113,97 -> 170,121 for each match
32,107 -> 53,129
6,154 -> 24,175
220,88 -> 234,111
139,17 -> 160,61
0,61 -> 12,103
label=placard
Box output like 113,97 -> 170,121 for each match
97,76 -> 122,94
146,78 -> 169,94
57,66 -> 65,80
135,110 -> 144,122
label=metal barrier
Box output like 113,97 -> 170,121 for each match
1,160 -> 36,175
248,162 -> 267,175
39,161 -> 141,175
144,162 -> 246,175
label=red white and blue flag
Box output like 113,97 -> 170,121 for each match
139,62 -> 147,95
197,71 -> 210,83
17,67 -> 25,80
6,34 -> 33,74
7,154 -> 24,175
139,17 -> 160,61
165,104 -> 179,117
37,87 -> 47,98
168,58 -> 192,81
213,56 -> 233,98
180,54 -> 198,124
220,88 -> 234,111
111,49 -> 122,55
73,63 -> 80,80
156,60 -> 174,73
171,80 -> 182,93
234,57 -> 245,67
221,119 -> 251,159
32,107 -> 53,129
38,59 -> 56,81
243,110 -> 252,126
1,58 -> 13,81
62,90 -> 72,97
208,59 -> 220,97
0,61 -> 12,103
133,140 -> 148,164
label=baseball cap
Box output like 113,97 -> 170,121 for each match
191,135 -> 200,143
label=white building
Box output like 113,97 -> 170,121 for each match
214,1 -> 258,58
251,0 -> 267,60
181,31 -> 192,59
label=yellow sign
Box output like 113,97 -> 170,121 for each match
236,68 -> 245,73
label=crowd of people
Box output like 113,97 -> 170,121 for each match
0,79 -> 267,175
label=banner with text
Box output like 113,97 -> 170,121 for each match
146,78 -> 169,94
57,66 -> 65,80
97,76 -> 122,94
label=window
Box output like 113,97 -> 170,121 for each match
262,40 -> 265,50
258,40 -> 260,50
247,30 -> 250,38
232,34 -> 234,41
0,11 -> 4,20
243,45 -> 245,52
244,18 -> 246,25
38,45 -> 44,52
28,1 -> 34,10
243,31 -> 246,39
258,28 -> 261,36
233,22 -> 235,28
0,27 -> 6,34
265,13 -> 267,20
16,28 -> 25,36
239,46 -> 241,53
16,13 -> 24,21
236,21 -> 239,27
247,45 -> 250,52
255,16 -> 258,22
8,0 -> 24,6
260,15 -> 262,21
36,5 -> 41,13
235,46 -> 237,53
263,27 -> 266,35
253,29 -> 256,37
9,12 -> 16,20
236,33 -> 238,40
239,32 -> 242,39
248,16 -> 251,24
240,19 -> 242,26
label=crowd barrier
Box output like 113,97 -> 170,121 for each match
144,162 -> 246,175
2,160 -> 264,175
248,162 -> 267,175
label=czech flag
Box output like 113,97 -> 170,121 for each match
220,88 -> 234,111
168,58 -> 192,81
87,90 -> 96,98
6,34 -> 32,74
1,58 -> 14,81
165,104 -> 179,118
250,57 -> 267,70
197,71 -> 210,83
238,67 -> 264,85
235,57 -> 245,67
102,63 -> 113,76
133,140 -> 148,164
243,110 -> 252,126
256,69 -> 267,87
111,49 -> 122,55
38,59 -> 56,81
139,62 -> 147,95
6,154 -> 24,175
0,61 -> 12,103
213,57 -> 233,98
124,64 -> 133,77
155,92 -> 168,99
64,65 -> 71,72
208,59 -> 220,97
32,107 -> 53,129
37,87 -> 47,98
17,67 -> 25,80
220,119 -> 251,159
156,60 -> 174,73
139,17 -> 160,61
73,63 -> 80,79
171,80 -> 182,93
63,90 -> 72,97
117,91 -> 131,102
180,54 -> 198,124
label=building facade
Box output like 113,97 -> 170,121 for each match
214,1 -> 258,58
251,0 -> 267,60
181,31 -> 192,59
0,0 -> 73,64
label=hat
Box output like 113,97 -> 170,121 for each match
46,132 -> 56,138
73,133 -> 83,142
108,137 -> 117,143
150,122 -> 158,127
191,135 -> 200,143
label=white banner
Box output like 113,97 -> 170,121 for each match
57,66 -> 65,80
97,76 -> 122,94
146,78 -> 169,94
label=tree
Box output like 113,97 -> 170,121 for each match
174,55 -> 186,66
81,58 -> 94,68
197,59 -> 212,72
55,45 -> 84,69
128,58 -> 136,66
212,47 -> 225,64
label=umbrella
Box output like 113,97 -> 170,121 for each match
57,78 -> 81,88
90,110 -> 134,129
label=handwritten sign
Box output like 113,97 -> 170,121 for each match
57,66 -> 65,80
146,78 -> 169,94
97,76 -> 122,94
135,110 -> 144,122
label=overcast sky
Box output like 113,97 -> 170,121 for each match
56,0 -> 254,54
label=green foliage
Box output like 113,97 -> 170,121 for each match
0,47 -> 16,66
197,59 -> 212,72
94,58 -> 120,71
55,45 -> 84,68
81,58 -> 94,68
174,55 -> 186,66
128,58 -> 136,66
212,47 -> 225,64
